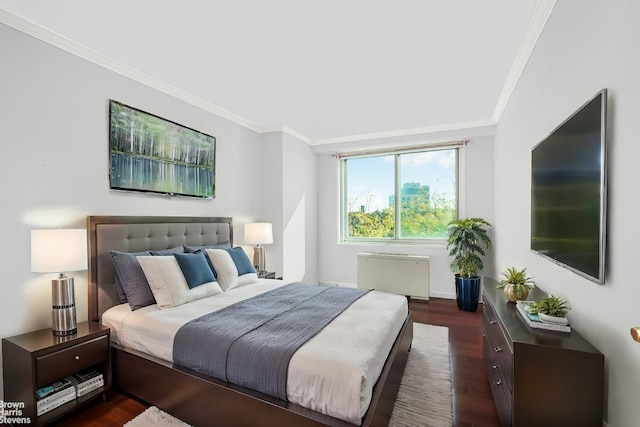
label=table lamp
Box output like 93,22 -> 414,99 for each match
31,229 -> 87,336
244,223 -> 273,275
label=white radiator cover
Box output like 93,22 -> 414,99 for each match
357,253 -> 430,299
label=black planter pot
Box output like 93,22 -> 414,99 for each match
455,275 -> 481,312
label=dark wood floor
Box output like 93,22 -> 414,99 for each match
410,298 -> 500,427
52,298 -> 499,426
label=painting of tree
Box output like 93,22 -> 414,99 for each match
109,100 -> 216,198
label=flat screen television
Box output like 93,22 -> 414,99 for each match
531,89 -> 607,284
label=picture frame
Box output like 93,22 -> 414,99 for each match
109,100 -> 216,199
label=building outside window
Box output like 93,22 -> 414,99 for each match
340,145 -> 460,242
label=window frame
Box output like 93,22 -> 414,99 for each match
339,141 -> 465,244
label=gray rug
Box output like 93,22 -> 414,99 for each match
390,323 -> 453,426
124,323 -> 453,427
124,406 -> 191,427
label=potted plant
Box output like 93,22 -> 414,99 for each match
497,267 -> 534,303
446,217 -> 492,312
530,295 -> 571,325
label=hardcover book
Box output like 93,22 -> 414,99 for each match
35,378 -> 73,400
71,369 -> 102,383
36,383 -> 76,416
67,369 -> 104,397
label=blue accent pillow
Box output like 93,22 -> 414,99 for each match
182,247 -> 218,277
226,247 -> 256,275
110,250 -> 155,310
174,252 -> 216,289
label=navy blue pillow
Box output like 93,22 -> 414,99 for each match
182,248 -> 218,277
226,247 -> 256,275
174,252 -> 216,289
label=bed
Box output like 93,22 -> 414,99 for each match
87,215 -> 413,427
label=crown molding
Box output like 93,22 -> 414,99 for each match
261,125 -> 314,145
310,119 -> 497,146
492,0 -> 557,121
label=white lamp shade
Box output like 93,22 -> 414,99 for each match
244,223 -> 273,245
31,229 -> 88,273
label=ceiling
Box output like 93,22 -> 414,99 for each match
0,1 -> 554,144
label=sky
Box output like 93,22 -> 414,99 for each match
346,149 -> 457,212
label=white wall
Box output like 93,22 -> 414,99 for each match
283,133 -> 318,283
314,130 -> 495,298
494,2 -> 640,426
256,132 -> 284,277
0,22 -> 284,396
257,130 -> 318,284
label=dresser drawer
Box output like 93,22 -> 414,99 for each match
484,338 -> 513,427
484,335 -> 512,398
483,299 -> 513,392
36,335 -> 108,386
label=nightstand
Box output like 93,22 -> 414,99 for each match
2,321 -> 111,426
258,271 -> 276,279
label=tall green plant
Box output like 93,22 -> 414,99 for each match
446,217 -> 492,277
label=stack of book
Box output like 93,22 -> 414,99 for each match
35,378 -> 76,416
515,300 -> 571,333
35,369 -> 104,416
66,369 -> 104,397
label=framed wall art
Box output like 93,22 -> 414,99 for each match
109,100 -> 216,199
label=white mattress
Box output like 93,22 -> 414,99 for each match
102,280 -> 408,424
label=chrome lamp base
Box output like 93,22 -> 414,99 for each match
52,274 -> 77,336
255,245 -> 266,276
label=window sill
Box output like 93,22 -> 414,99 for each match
340,238 -> 447,248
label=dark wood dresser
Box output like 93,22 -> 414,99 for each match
482,277 -> 604,427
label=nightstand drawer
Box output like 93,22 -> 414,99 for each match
35,335 -> 108,386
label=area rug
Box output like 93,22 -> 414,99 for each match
389,323 -> 453,427
123,323 -> 453,427
124,406 -> 191,427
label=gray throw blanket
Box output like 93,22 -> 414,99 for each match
173,283 -> 370,400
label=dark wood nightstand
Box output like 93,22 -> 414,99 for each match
2,321 -> 111,426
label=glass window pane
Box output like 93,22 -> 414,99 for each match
398,149 -> 457,239
345,156 -> 395,238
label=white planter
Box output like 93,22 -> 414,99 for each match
538,312 -> 569,325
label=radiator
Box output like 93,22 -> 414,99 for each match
357,252 -> 430,299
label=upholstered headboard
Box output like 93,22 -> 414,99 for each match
87,216 -> 233,322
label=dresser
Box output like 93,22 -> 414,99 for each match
482,278 -> 604,427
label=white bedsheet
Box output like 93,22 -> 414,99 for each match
102,280 -> 408,424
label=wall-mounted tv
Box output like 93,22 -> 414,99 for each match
109,100 -> 216,199
531,89 -> 607,284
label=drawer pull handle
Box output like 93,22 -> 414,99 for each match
490,320 -> 497,324
494,379 -> 502,386
494,347 -> 502,353
74,355 -> 80,361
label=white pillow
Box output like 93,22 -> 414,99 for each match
137,256 -> 223,308
205,249 -> 258,291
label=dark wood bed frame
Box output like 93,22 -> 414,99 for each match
87,215 -> 413,427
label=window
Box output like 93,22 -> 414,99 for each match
340,145 -> 459,241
